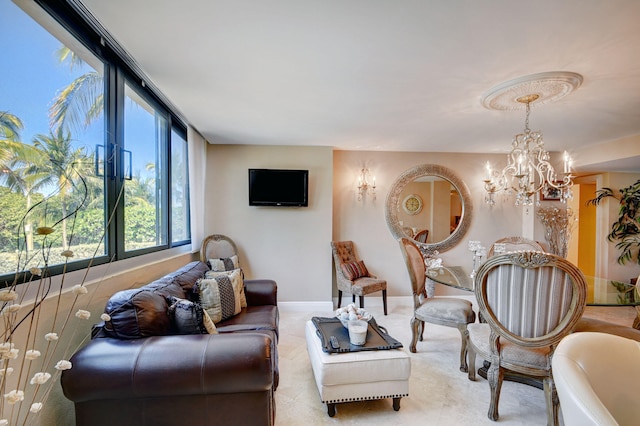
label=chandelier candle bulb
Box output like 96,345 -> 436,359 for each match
563,151 -> 571,174
517,155 -> 524,175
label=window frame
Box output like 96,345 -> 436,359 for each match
0,0 -> 190,287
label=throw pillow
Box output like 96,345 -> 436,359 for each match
208,255 -> 239,272
204,268 -> 247,308
201,309 -> 217,334
341,260 -> 370,280
167,296 -> 217,335
196,269 -> 243,323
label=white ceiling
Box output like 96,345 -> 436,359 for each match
80,0 -> 640,171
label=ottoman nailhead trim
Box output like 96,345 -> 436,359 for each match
323,393 -> 409,404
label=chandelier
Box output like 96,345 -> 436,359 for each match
481,72 -> 582,209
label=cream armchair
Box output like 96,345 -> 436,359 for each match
553,332 -> 640,426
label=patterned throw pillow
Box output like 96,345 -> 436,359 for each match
208,255 -> 239,272
167,296 -> 217,335
204,268 -> 247,307
196,269 -> 244,323
341,260 -> 370,280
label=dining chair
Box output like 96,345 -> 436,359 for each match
331,241 -> 387,315
552,332 -> 640,426
200,234 -> 239,263
402,226 -> 415,238
398,237 -> 476,371
487,236 -> 544,257
414,229 -> 429,243
466,250 -> 587,425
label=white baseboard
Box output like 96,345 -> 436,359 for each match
278,295 -> 476,313
278,301 -> 334,312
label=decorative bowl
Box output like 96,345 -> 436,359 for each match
335,303 -> 372,328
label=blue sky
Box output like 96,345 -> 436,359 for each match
1,1 -> 157,179
1,1 -> 103,147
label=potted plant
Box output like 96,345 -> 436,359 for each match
587,179 -> 640,265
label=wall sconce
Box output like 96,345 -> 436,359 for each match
357,168 -> 376,201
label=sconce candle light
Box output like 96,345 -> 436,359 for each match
357,168 -> 376,201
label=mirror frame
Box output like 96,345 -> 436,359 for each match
385,164 -> 473,253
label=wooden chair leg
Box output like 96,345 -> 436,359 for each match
359,296 -> 364,309
337,290 -> 343,309
543,376 -> 560,426
409,316 -> 420,353
352,294 -> 356,304
457,324 -> 469,372
382,289 -> 388,315
487,361 -> 503,421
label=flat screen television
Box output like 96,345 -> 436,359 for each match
248,169 -> 309,207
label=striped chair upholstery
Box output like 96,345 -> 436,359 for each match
467,251 -> 586,425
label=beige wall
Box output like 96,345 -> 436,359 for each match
205,144 -> 334,303
332,150 -> 524,298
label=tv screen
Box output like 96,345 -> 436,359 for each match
249,169 -> 309,207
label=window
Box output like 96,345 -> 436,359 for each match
123,83 -> 168,252
171,128 -> 190,243
0,1 -> 190,285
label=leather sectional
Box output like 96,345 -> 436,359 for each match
61,260 -> 279,426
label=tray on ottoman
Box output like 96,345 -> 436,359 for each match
311,316 -> 403,353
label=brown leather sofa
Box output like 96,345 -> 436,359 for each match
61,261 -> 279,426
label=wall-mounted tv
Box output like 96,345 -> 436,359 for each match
249,169 -> 309,207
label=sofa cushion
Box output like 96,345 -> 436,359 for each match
166,261 -> 210,294
146,278 -> 186,299
103,288 -> 171,339
215,305 -> 279,339
168,296 -> 217,335
208,255 -> 239,272
204,268 -> 247,307
197,269 -> 244,323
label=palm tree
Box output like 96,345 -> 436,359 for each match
0,111 -> 24,172
3,143 -> 51,253
0,111 -> 22,141
49,47 -> 103,135
32,128 -> 93,249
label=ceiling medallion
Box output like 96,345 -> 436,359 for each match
481,71 -> 583,111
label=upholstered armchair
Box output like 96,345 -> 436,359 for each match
552,332 -> 640,426
398,237 -> 476,371
331,241 -> 387,315
466,251 -> 587,425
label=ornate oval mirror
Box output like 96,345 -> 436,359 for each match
385,164 -> 473,253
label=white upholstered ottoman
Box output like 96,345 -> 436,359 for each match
305,320 -> 411,417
